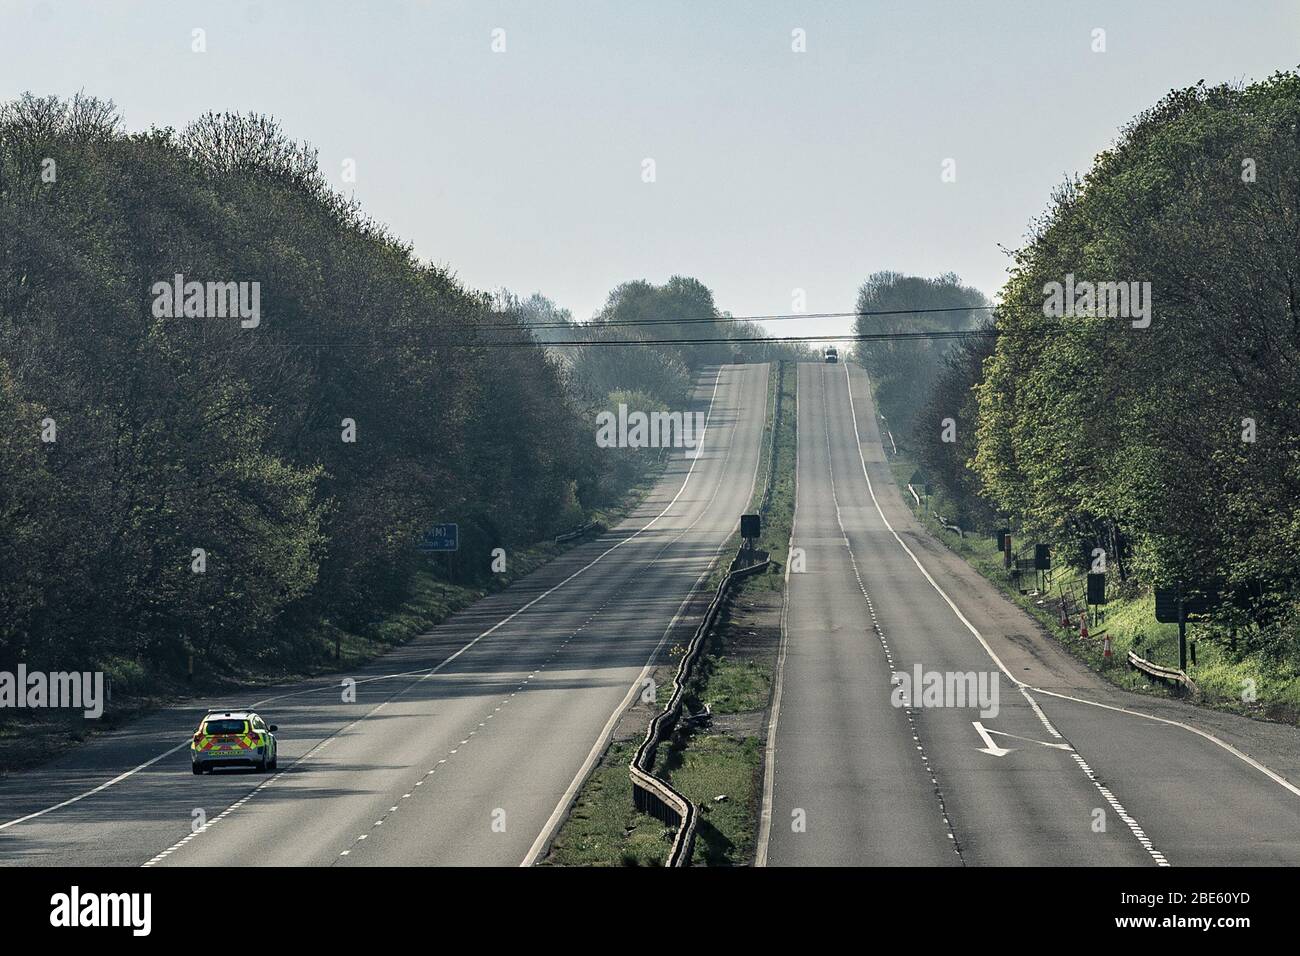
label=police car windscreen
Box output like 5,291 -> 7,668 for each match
204,719 -> 247,735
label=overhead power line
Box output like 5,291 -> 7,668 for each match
162,306 -> 1121,350
489,304 -> 997,333
189,327 -> 1062,350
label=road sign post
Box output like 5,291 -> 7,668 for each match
418,523 -> 459,553
418,523 -> 460,606
1155,582 -> 1191,672
1086,571 -> 1106,625
740,513 -> 761,564
1177,581 -> 1188,673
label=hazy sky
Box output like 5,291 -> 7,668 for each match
3,1 -> 1297,341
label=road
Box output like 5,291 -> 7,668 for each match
760,361 -> 1300,866
0,362 -> 769,867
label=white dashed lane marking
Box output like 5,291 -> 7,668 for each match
818,368 -> 964,861
840,362 -> 1169,867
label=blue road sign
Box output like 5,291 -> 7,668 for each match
418,523 -> 459,552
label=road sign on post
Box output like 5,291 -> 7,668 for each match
739,513 -> 761,565
1154,586 -> 1213,623
1153,588 -> 1180,623
1176,582 -> 1187,672
417,523 -> 459,553
1154,582 -> 1212,672
1086,572 -> 1106,605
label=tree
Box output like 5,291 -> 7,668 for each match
973,73 -> 1300,629
852,271 -> 990,437
913,321 -> 997,529
0,98 -> 611,677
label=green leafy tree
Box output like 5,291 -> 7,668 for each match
974,73 -> 1300,640
852,271 -> 990,436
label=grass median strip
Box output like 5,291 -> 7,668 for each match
669,361 -> 793,864
544,360 -> 797,866
540,742 -> 673,867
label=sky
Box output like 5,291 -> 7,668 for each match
2,0 -> 1298,342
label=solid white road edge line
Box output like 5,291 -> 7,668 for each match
0,743 -> 189,834
754,372 -> 796,868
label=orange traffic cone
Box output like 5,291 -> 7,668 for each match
1102,634 -> 1113,659
1079,613 -> 1089,640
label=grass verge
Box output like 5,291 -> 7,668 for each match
884,447 -> 1300,725
0,456 -> 670,776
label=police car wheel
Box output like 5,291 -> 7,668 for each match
192,763 -> 203,775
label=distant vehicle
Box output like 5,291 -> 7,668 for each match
191,711 -> 278,774
824,346 -> 838,363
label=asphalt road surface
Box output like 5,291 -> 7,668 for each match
0,363 -> 769,866
759,361 -> 1300,866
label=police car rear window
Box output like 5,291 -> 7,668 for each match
203,719 -> 247,735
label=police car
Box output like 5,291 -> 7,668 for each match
191,710 -> 279,774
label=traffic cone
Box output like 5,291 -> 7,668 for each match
1102,634 -> 1113,660
1079,613 -> 1089,640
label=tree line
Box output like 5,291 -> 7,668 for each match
0,94 -> 798,683
902,72 -> 1300,657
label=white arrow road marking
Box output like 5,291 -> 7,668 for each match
972,721 -> 1013,757
982,726 -> 1073,751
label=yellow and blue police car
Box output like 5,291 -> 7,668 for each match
191,711 -> 279,774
